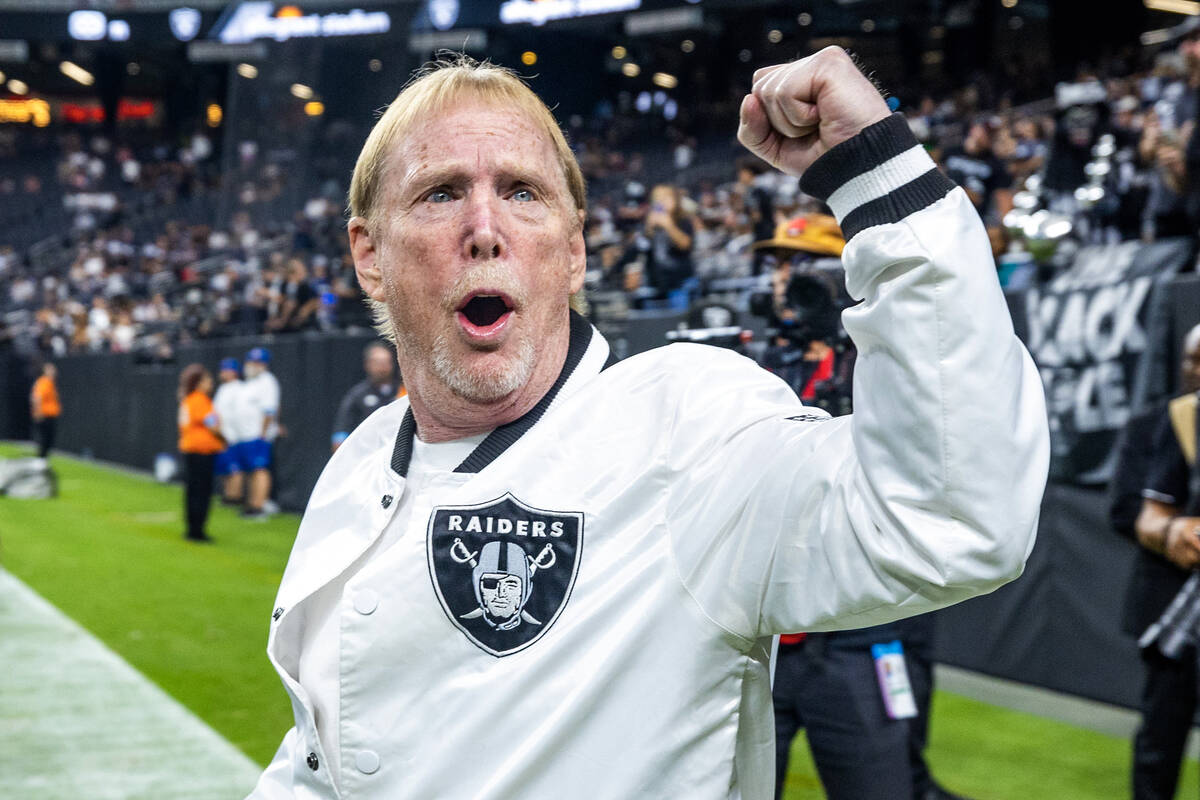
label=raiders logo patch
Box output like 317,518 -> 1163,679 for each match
427,493 -> 583,657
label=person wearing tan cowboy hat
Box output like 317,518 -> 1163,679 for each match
751,213 -> 846,259
751,214 -> 846,358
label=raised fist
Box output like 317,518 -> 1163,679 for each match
737,46 -> 891,178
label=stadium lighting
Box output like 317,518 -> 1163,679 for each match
681,39 -> 694,53
611,45 -> 627,59
621,62 -> 640,77
1144,0 -> 1200,14
290,83 -> 314,99
767,29 -> 783,44
108,19 -> 131,42
652,72 -> 678,89
304,101 -> 325,116
236,63 -> 259,79
521,51 -> 538,66
1001,0 -> 1018,7
861,19 -> 876,32
60,61 -> 95,87
797,12 -> 813,26
7,79 -> 28,95
369,59 -> 382,72
206,103 -> 222,127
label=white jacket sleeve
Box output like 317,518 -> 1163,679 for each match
668,114 -> 1050,640
245,727 -> 299,800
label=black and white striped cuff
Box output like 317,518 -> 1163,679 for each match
799,113 -> 955,241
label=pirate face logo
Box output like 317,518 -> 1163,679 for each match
480,571 -> 523,624
428,494 -> 583,656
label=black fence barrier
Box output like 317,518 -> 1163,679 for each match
932,483 -> 1143,709
50,331 -> 378,513
0,344 -> 34,440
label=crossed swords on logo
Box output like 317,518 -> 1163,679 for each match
450,538 -> 556,625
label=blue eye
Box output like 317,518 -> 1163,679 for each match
426,188 -> 452,203
512,188 -> 535,202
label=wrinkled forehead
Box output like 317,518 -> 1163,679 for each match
384,98 -> 568,195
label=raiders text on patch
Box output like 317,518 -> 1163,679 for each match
427,493 -> 583,657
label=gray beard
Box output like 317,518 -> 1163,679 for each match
429,331 -> 536,403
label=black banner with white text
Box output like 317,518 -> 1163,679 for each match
1020,238 -> 1192,485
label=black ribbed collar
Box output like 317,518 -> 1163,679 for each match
390,310 -> 595,478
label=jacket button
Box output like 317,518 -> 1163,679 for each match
353,590 -> 379,615
272,607 -> 284,621
355,750 -> 380,775
381,494 -> 393,509
306,752 -> 319,771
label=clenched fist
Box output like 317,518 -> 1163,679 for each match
737,46 -> 891,178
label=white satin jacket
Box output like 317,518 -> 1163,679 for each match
247,115 -> 1049,800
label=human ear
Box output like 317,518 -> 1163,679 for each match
348,217 -> 386,302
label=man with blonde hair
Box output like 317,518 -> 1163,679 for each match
249,49 -> 1048,799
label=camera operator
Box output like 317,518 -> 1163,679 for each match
749,214 -> 853,417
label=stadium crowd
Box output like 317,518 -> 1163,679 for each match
3,36 -> 1200,364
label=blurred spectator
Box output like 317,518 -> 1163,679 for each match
29,362 -> 61,459
266,257 -> 320,333
942,120 -> 1012,223
176,363 -> 223,543
628,183 -> 695,302
212,357 -> 251,508
331,341 -> 402,452
240,347 -> 281,520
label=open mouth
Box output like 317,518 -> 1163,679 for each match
456,292 -> 515,339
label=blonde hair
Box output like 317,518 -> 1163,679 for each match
349,53 -> 588,340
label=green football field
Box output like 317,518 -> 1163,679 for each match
0,443 -> 1193,799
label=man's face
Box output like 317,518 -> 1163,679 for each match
354,101 -> 585,405
364,346 -> 395,385
1181,34 -> 1200,74
480,573 -> 523,620
1183,339 -> 1200,393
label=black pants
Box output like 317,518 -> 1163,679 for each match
1133,646 -> 1198,800
34,417 -> 57,458
774,615 -> 936,800
182,452 -> 216,540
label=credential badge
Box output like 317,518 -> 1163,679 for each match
427,493 -> 583,657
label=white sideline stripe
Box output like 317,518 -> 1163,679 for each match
0,567 -> 261,800
826,145 -> 933,222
